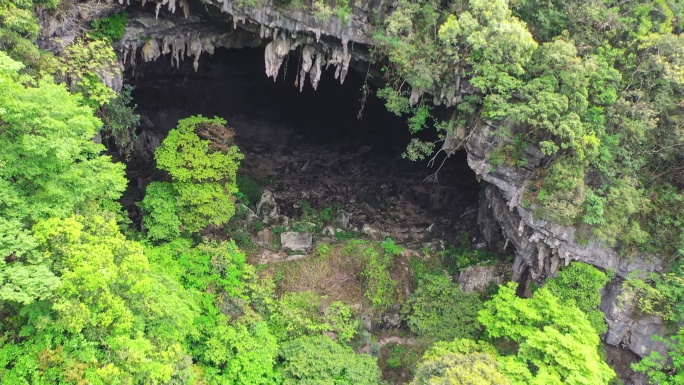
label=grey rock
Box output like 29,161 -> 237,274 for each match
254,228 -> 275,248
466,119 -> 662,283
335,210 -> 350,229
238,204 -> 259,223
280,232 -> 313,253
380,311 -> 402,329
256,190 -> 278,218
361,223 -> 385,240
264,214 -> 289,227
322,226 -> 336,237
458,263 -> 511,293
466,117 -> 665,358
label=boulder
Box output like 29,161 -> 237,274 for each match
280,232 -> 313,253
600,280 -> 668,358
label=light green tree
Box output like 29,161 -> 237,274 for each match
412,338 -> 510,385
478,282 -> 615,384
140,115 -> 243,238
403,273 -> 483,342
545,262 -> 610,333
278,334 -> 382,385
0,51 -> 126,223
1,214 -> 199,384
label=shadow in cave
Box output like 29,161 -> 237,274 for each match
123,47 -> 481,244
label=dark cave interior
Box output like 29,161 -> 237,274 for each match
123,46 -> 482,243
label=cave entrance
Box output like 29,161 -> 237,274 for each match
124,46 -> 480,245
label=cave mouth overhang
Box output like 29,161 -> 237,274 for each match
121,42 -> 483,244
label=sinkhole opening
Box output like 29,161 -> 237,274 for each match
122,46 -> 481,244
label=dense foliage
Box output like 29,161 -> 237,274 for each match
0,38 -> 380,382
411,339 -> 509,385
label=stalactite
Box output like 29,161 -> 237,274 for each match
187,34 -> 203,71
310,53 -> 323,90
264,36 -> 296,80
141,39 -> 161,62
299,45 -> 315,92
122,0 -> 362,85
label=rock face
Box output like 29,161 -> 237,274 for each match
114,0 -> 379,91
467,119 -> 662,282
600,280 -> 668,358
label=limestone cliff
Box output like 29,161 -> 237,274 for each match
466,117 -> 668,359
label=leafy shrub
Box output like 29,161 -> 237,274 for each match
145,237 -> 247,297
479,283 -> 615,384
403,274 -> 483,341
381,237 -> 404,256
268,291 -> 329,340
440,235 -> 505,275
58,38 -> 119,108
632,326 -> 684,385
200,320 -> 280,384
411,339 -> 508,385
0,51 -> 126,223
315,243 -> 331,257
532,158 -> 587,225
325,301 -> 362,342
385,343 -> 421,371
621,265 -> 684,323
99,84 -> 140,160
140,182 -> 182,241
267,291 -> 360,342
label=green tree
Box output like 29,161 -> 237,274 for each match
1,214 -> 199,384
202,320 -> 280,384
412,338 -> 510,385
277,334 -> 382,385
479,282 -> 615,384
403,273 -> 483,342
0,218 -> 59,305
0,51 -> 126,223
140,116 -> 243,238
0,0 -> 60,72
